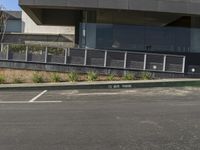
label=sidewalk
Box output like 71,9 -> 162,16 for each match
0,78 -> 200,91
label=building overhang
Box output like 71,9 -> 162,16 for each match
19,0 -> 200,14
19,0 -> 200,26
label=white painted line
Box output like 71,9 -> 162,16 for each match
33,101 -> 62,103
75,92 -> 119,96
29,90 -> 47,103
0,101 -> 31,104
68,90 -> 137,96
0,101 -> 62,104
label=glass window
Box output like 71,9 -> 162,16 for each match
80,23 -> 200,53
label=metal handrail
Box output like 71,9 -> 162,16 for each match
0,43 -> 186,74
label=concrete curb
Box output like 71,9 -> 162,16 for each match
0,79 -> 200,91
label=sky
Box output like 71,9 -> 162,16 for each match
1,0 -> 20,10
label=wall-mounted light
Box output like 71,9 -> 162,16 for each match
153,65 -> 157,70
191,68 -> 196,73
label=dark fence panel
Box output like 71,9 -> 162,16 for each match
0,52 -> 7,60
87,50 -> 105,67
67,48 -> 85,65
146,54 -> 164,71
107,51 -> 125,68
127,53 -> 144,70
8,44 -> 26,61
27,45 -> 46,63
9,52 -> 26,61
48,55 -> 65,64
28,53 -> 45,63
166,56 -> 183,72
47,47 -> 65,64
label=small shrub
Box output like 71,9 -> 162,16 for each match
9,44 -> 26,53
32,73 -> 44,83
123,72 -> 135,80
13,77 -> 23,84
51,73 -> 61,82
68,72 -> 78,82
0,75 -> 6,84
107,74 -> 115,81
87,71 -> 98,81
140,72 -> 152,80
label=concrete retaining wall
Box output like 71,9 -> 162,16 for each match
0,60 -> 185,78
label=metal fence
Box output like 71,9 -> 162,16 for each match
0,43 -> 186,73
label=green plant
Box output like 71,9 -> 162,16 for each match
13,77 -> 23,84
68,72 -> 78,82
48,47 -> 64,55
140,72 -> 152,80
87,71 -> 98,81
9,44 -> 26,53
123,72 -> 135,80
107,73 -> 115,81
0,75 -> 5,84
51,73 -> 61,82
32,73 -> 44,83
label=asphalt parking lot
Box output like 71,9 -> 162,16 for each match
1,87 -> 200,150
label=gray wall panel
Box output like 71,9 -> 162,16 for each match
98,0 -> 128,10
128,0 -> 158,12
35,0 -> 67,6
188,2 -> 200,15
19,0 -> 35,5
67,0 -> 98,8
158,1 -> 189,14
20,0 -> 68,7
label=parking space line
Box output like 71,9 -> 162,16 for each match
29,90 -> 47,103
0,101 -> 31,104
76,92 -> 119,96
32,101 -> 62,103
0,101 -> 62,104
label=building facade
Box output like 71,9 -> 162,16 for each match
2,10 -> 74,47
18,0 -> 200,75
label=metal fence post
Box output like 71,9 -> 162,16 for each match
124,51 -> 127,69
182,56 -> 186,73
143,53 -> 147,70
104,50 -> 107,67
163,55 -> 167,72
64,48 -> 68,64
0,43 -> 3,52
45,46 -> 48,63
84,48 -> 87,66
25,45 -> 29,61
6,44 -> 9,60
